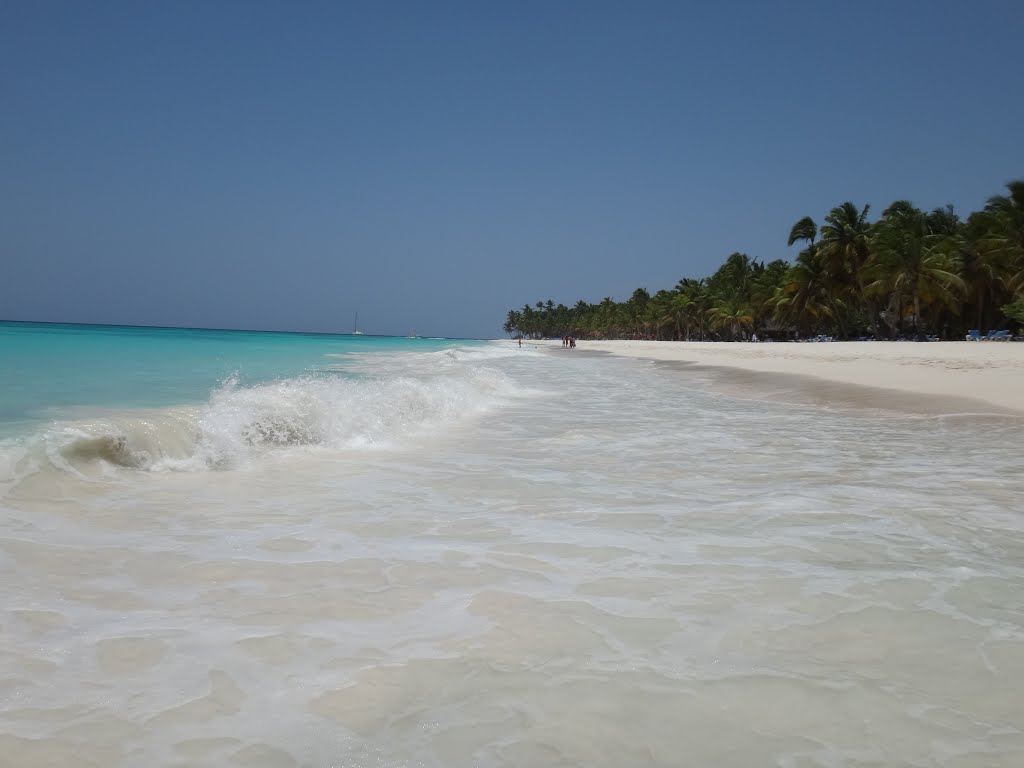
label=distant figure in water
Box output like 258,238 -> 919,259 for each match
569,336 -> 576,348
518,338 -> 522,348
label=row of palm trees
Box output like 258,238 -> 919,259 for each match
503,181 -> 1024,341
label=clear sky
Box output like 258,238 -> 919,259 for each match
3,1 -> 1022,338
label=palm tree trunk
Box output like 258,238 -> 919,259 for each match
977,286 -> 984,332
831,301 -> 847,340
869,297 -> 882,339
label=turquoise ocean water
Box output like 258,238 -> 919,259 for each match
0,321 -> 472,436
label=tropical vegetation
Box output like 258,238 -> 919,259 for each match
503,181 -> 1024,341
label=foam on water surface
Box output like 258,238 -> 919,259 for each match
2,333 -> 1024,767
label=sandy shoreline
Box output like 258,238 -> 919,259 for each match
534,339 -> 1024,416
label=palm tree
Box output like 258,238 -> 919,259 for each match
596,297 -> 619,337
982,180 -> 1024,293
627,288 -> 651,337
647,291 -> 677,340
819,202 -> 872,281
571,299 -> 592,336
677,279 -> 711,340
868,210 -> 965,337
708,252 -> 755,303
750,259 -> 789,334
787,216 -> 818,247
817,201 -> 874,337
667,291 -> 694,340
503,309 -> 521,337
771,250 -> 836,337
708,297 -> 754,340
963,193 -> 1018,331
881,200 -> 919,223
927,204 -> 961,236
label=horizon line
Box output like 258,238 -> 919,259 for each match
0,318 -> 491,341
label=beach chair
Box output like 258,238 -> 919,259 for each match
994,330 -> 1011,341
984,330 -> 1000,340
966,329 -> 981,341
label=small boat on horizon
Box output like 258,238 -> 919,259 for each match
352,312 -> 364,336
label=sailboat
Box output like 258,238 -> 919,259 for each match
352,312 -> 364,335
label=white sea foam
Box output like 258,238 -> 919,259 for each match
0,347 -> 520,486
2,342 -> 1023,767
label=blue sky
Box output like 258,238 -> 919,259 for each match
3,0 -> 1022,338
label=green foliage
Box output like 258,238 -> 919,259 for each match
1003,299 -> 1024,325
708,297 -> 754,339
868,209 -> 965,335
787,217 -> 817,247
503,181 -> 1024,341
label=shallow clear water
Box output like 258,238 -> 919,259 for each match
2,331 -> 1023,767
0,321 -> 461,434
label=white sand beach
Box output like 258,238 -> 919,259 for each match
542,340 -> 1024,415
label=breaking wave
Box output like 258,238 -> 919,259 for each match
0,352 -> 518,489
